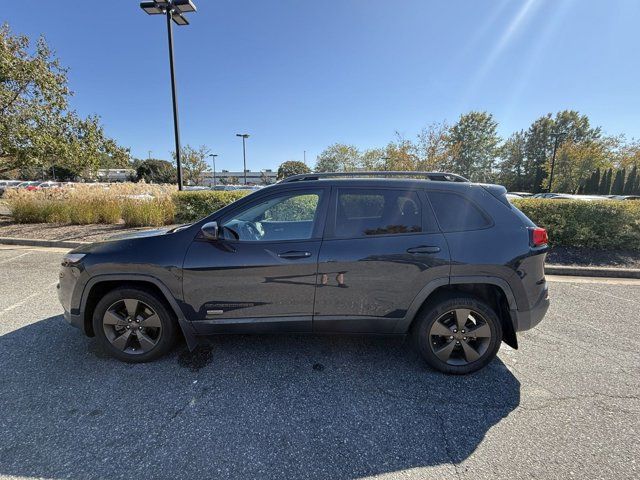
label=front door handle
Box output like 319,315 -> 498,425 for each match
278,251 -> 312,259
407,246 -> 441,254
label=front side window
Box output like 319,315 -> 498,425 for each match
222,190 -> 322,241
335,188 -> 422,238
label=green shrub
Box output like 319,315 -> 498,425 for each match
513,199 -> 640,250
173,190 -> 250,222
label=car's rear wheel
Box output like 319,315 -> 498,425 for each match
413,294 -> 502,374
92,288 -> 177,362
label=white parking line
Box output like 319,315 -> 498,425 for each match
546,274 -> 640,286
0,281 -> 58,316
0,245 -> 71,253
0,251 -> 31,265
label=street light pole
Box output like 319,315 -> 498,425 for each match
166,8 -> 183,190
208,154 -> 218,187
548,132 -> 565,193
236,133 -> 250,185
140,1 -> 197,191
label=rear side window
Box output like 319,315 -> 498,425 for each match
428,191 -> 491,231
335,188 -> 422,238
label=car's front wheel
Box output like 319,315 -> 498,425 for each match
413,294 -> 503,374
92,287 -> 177,362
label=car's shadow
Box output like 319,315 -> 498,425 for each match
0,315 -> 520,479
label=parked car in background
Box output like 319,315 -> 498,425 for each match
15,181 -> 39,189
58,171 -> 550,375
0,180 -> 22,197
532,193 -> 611,201
609,195 -> 640,201
505,193 -> 522,202
37,181 -> 62,189
508,192 -> 533,197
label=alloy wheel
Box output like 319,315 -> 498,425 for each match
428,308 -> 492,366
102,298 -> 162,355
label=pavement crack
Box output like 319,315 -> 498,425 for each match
432,404 -> 463,480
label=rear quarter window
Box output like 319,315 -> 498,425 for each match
427,191 -> 492,232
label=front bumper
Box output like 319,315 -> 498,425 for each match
512,287 -> 550,332
58,262 -> 89,335
63,308 -> 85,331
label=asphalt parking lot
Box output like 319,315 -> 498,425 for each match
0,245 -> 638,480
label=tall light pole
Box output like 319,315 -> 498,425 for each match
548,132 -> 566,193
140,0 -> 197,191
236,133 -> 250,185
208,154 -> 218,187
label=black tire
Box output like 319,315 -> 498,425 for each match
412,294 -> 502,375
92,287 -> 177,363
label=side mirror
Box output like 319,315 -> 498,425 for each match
201,221 -> 219,240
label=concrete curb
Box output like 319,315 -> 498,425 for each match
2,236 -> 640,279
545,264 -> 640,279
0,237 -> 89,249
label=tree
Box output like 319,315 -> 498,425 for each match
0,23 -> 129,177
523,110 -> 601,193
260,171 -> 274,185
545,140 -> 610,193
315,144 -> 360,172
446,112 -> 500,181
384,135 -> 418,171
414,122 -> 457,172
173,145 -> 209,185
497,131 -> 526,190
523,114 -> 555,193
584,168 -> 601,194
136,159 -> 177,184
598,168 -> 612,195
276,160 -> 310,180
359,148 -> 386,170
624,166 -> 637,195
611,168 -> 625,195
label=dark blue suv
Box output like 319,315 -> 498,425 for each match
58,172 -> 549,374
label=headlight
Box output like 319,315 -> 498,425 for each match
61,253 -> 86,266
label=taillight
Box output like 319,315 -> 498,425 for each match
529,227 -> 548,247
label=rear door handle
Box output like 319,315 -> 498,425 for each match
278,251 -> 312,259
407,246 -> 441,254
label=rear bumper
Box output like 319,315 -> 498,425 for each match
512,287 -> 549,332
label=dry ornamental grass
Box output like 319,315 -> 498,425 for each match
6,183 -> 177,227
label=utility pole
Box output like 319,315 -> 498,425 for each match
208,154 -> 218,187
548,132 -> 565,193
236,133 -> 250,185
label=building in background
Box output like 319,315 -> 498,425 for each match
200,169 -> 277,186
96,168 -> 136,182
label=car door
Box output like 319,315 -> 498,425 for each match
182,187 -> 329,334
313,186 -> 450,334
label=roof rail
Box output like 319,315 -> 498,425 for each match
280,171 -> 470,183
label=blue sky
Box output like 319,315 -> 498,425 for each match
6,0 -> 640,171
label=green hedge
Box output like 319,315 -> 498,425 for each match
513,199 -> 640,250
172,190 -> 250,222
